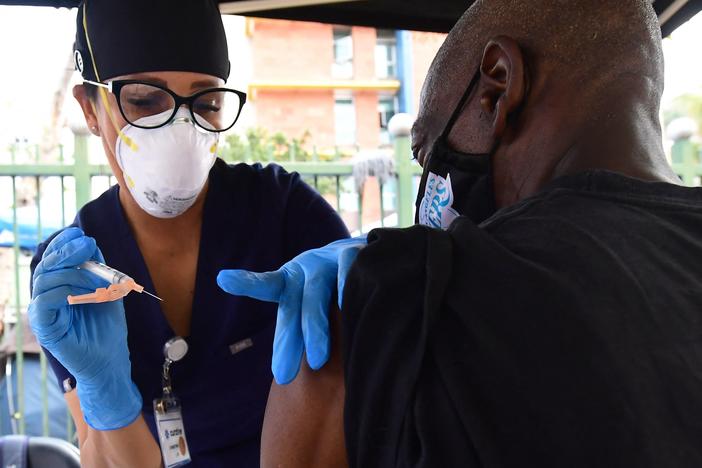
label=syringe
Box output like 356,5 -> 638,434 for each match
67,260 -> 163,305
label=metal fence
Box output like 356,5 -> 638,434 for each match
0,134 -> 699,444
0,136 -> 113,443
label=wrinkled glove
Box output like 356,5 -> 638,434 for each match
29,227 -> 142,430
217,235 -> 366,384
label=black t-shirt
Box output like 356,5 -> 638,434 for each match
342,170 -> 702,468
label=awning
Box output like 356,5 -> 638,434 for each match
3,0 -> 701,37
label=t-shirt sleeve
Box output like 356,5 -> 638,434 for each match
30,230 -> 76,392
340,224 -> 467,467
341,216 -> 604,466
340,214 -> 617,467
282,175 -> 350,260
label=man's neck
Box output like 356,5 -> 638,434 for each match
496,99 -> 679,208
553,105 -> 679,184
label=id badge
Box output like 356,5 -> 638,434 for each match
154,397 -> 191,467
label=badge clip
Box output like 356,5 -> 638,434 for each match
153,337 -> 191,468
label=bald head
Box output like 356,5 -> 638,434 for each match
420,0 -> 662,131
412,0 -> 675,208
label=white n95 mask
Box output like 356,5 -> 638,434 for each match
115,108 -> 219,218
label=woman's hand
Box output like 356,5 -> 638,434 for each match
29,227 -> 142,430
217,235 -> 366,385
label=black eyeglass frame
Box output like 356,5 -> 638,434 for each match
83,79 -> 248,133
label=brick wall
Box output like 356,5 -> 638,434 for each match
248,20 -> 446,151
350,27 -> 377,79
354,91 -> 380,148
410,31 -> 447,112
251,19 -> 333,80
255,89 -> 336,148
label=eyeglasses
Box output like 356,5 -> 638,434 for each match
84,79 -> 247,133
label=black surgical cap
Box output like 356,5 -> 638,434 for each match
74,0 -> 230,82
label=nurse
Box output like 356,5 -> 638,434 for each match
27,0 -> 348,466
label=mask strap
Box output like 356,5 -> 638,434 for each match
440,70 -> 482,140
82,1 -> 138,152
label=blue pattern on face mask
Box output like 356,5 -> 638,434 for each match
421,172 -> 457,230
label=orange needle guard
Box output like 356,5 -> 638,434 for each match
67,279 -> 144,305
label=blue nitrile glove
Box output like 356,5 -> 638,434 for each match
29,227 -> 142,430
217,235 -> 366,384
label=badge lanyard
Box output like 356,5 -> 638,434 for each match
154,337 -> 191,468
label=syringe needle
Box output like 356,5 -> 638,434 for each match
143,290 -> 163,302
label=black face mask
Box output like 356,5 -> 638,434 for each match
415,71 -> 497,228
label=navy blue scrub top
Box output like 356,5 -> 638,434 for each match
31,159 -> 349,467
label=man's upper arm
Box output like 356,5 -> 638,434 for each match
261,308 -> 348,468
261,225 -> 446,468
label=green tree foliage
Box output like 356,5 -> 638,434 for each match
218,127 -> 346,163
218,127 -> 351,196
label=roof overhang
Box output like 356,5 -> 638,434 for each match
2,0 -> 700,36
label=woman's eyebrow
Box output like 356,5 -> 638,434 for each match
127,75 -> 168,86
190,80 -> 220,90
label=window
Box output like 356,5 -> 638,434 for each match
333,27 -> 354,78
375,29 -> 397,79
334,97 -> 356,145
378,95 -> 399,145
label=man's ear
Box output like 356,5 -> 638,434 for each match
479,35 -> 526,140
72,85 -> 100,136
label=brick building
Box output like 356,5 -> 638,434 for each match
242,18 -> 446,151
